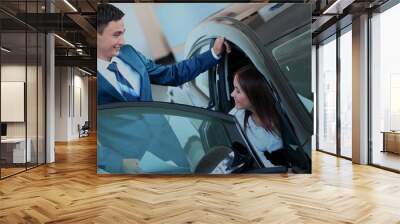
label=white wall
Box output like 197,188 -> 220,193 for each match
1,65 -> 30,138
1,65 -> 26,130
1,63 -> 46,164
54,67 -> 89,141
71,73 -> 89,138
55,66 -> 68,141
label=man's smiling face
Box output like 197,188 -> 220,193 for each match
97,19 -> 126,61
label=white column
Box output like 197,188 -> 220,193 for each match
45,0 -> 55,163
312,45 -> 317,151
352,14 -> 369,164
46,32 -> 55,163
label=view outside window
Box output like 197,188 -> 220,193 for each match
339,28 -> 352,158
318,36 -> 337,154
371,3 -> 400,171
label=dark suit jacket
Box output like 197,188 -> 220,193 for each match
97,44 -> 219,105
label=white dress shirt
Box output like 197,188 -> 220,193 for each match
229,108 -> 282,167
97,56 -> 141,96
97,48 -> 220,97
229,108 -> 283,153
210,48 -> 221,60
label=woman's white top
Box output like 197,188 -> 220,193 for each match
229,108 -> 283,153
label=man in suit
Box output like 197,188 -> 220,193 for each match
97,3 -> 231,173
97,3 -> 231,105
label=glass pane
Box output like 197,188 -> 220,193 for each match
371,3 -> 400,171
97,104 -> 258,174
271,27 -> 313,114
340,28 -> 352,158
317,36 -> 337,154
27,31 -> 38,168
186,44 -> 211,108
38,32 -> 45,165
26,0 -> 39,170
192,45 -> 210,99
1,31 -> 27,177
168,44 -> 212,108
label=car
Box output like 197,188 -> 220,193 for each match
168,3 -> 313,170
97,3 -> 312,174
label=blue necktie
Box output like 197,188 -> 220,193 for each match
107,62 -> 139,101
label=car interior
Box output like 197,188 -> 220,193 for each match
215,44 -> 253,113
182,115 -> 261,174
150,40 -> 311,173
219,42 -> 311,173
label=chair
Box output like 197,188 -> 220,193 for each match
78,121 -> 90,138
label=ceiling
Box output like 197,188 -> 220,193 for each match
0,0 -> 97,73
0,0 -> 393,73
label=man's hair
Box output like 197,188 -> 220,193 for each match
97,3 -> 125,34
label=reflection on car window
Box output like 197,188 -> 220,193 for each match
271,27 -> 313,113
168,44 -> 212,109
192,45 -> 211,99
97,105 -> 255,174
194,73 -> 210,98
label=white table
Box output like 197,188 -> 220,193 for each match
1,138 -> 31,163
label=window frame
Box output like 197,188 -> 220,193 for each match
315,24 -> 353,161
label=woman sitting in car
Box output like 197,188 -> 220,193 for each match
229,65 -> 286,166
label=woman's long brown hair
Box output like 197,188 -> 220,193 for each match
234,65 -> 281,136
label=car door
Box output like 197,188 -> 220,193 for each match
180,4 -> 312,172
97,101 -> 280,174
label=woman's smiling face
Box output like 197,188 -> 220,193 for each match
231,75 -> 252,110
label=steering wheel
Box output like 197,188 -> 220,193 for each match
194,145 -> 233,174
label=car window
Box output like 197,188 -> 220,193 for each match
270,27 -> 313,114
97,103 -> 259,174
167,44 -> 212,108
192,45 -> 211,99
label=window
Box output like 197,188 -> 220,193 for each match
390,75 -> 400,130
317,35 -> 337,155
192,45 -> 211,99
370,3 -> 400,171
0,1 -> 47,179
167,43 -> 213,109
339,27 -> 352,158
271,27 -> 313,113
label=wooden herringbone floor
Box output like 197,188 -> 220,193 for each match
1,134 -> 400,223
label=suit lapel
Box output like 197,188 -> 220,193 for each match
118,46 -> 147,99
97,70 -> 124,101
118,48 -> 144,78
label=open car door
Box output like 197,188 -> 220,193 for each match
98,102 -> 289,174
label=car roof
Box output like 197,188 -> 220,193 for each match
204,3 -> 309,46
